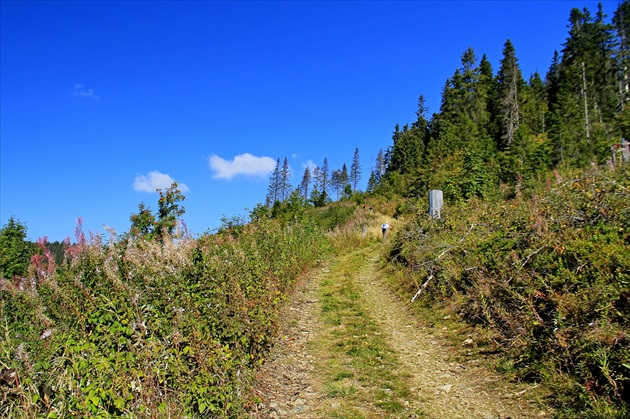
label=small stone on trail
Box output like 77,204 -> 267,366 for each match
463,338 -> 474,346
440,384 -> 453,393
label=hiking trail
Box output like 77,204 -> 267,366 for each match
249,241 -> 547,418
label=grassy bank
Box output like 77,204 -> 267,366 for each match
384,164 -> 629,417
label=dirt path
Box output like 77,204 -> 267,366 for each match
249,244 -> 546,418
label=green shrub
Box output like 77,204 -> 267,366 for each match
386,164 -> 629,415
0,218 -> 329,417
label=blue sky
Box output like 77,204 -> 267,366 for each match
1,0 -> 617,242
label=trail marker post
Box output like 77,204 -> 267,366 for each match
429,190 -> 443,219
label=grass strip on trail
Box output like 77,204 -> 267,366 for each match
311,244 -> 422,419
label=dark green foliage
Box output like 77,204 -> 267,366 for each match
0,218 -> 330,417
266,157 -> 282,206
310,187 -> 330,208
0,217 -> 33,280
377,2 -> 628,206
386,165 -> 629,415
309,201 -> 357,232
350,148 -> 361,192
45,240 -> 66,266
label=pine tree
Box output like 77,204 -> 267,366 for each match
549,5 -> 617,164
375,148 -> 387,184
614,0 -> 630,110
319,158 -> 330,194
340,163 -> 350,196
522,71 -> 548,135
312,166 -> 321,191
299,166 -> 311,198
280,157 -> 291,201
266,158 -> 281,206
496,39 -> 524,149
0,217 -> 33,279
331,169 -> 342,200
431,47 -> 493,154
366,170 -> 377,193
350,148 -> 361,192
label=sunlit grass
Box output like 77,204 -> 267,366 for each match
314,245 -> 421,418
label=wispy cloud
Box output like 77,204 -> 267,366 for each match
73,83 -> 99,100
133,171 -> 189,193
209,153 -> 276,180
303,159 -> 318,171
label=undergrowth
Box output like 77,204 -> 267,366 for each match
385,164 -> 629,417
0,218 -> 330,417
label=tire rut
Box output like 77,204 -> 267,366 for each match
249,245 -> 546,418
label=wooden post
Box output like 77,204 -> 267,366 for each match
429,190 -> 443,219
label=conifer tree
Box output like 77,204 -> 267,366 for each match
331,169 -> 342,200
340,163 -> 350,195
350,148 -> 361,192
366,171 -> 377,193
522,71 -> 548,135
312,166 -> 321,192
0,217 -> 32,279
549,5 -> 617,164
319,158 -> 330,194
375,148 -> 387,183
266,158 -> 281,206
280,157 -> 291,201
496,39 -> 524,148
299,166 -> 311,198
614,0 -> 630,109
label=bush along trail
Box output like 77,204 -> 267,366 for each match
0,220 -> 330,417
250,237 -> 546,418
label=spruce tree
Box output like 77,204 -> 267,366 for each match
319,158 -> 330,194
331,169 -> 342,200
350,148 -> 361,192
280,157 -> 291,201
549,5 -> 617,164
340,163 -> 350,196
614,0 -> 630,110
375,148 -> 387,183
266,158 -> 281,206
0,217 -> 32,279
299,166 -> 311,198
496,39 -> 524,149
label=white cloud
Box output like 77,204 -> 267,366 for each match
303,159 -> 318,171
133,171 -> 189,193
209,153 -> 276,180
73,84 -> 99,100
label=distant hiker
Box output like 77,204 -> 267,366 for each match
369,206 -> 373,213
363,204 -> 366,209
381,222 -> 389,240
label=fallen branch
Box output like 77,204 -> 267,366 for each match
411,223 -> 477,302
520,245 -> 548,269
411,274 -> 433,303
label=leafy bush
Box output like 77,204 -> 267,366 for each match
386,164 -> 629,415
0,218 -> 329,417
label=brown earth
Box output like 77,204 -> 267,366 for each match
249,242 -> 550,419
